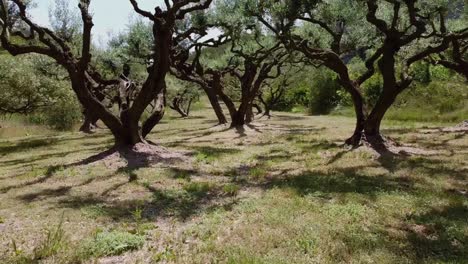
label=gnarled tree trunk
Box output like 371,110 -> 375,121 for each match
79,109 -> 99,133
204,87 -> 227,124
142,88 -> 166,138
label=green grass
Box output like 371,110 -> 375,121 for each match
79,230 -> 145,258
0,106 -> 466,263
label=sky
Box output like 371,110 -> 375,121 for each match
29,0 -> 164,46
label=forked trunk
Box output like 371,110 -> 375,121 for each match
363,91 -> 397,141
142,89 -> 166,138
230,101 -> 249,128
118,111 -> 145,146
253,104 -> 262,115
263,107 -> 271,118
345,97 -> 366,146
230,111 -> 246,128
80,110 -> 95,134
80,109 -> 100,133
205,88 -> 227,124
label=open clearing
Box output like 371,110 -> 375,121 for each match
0,108 -> 467,264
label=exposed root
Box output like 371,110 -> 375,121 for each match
346,133 -> 440,157
74,143 -> 191,172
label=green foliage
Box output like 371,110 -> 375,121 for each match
43,94 -> 82,131
107,18 -> 153,64
333,80 -> 467,123
0,55 -> 62,115
152,246 -> 177,262
386,81 -> 468,122
80,230 -> 145,258
0,54 -> 82,130
223,183 -> 240,196
430,65 -> 456,81
249,167 -> 268,179
184,182 -> 214,196
49,0 -> 81,44
412,62 -> 432,83
270,70 -> 310,112
308,69 -> 340,115
362,73 -> 383,107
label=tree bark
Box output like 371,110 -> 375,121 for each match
79,109 -> 96,133
231,101 -> 250,128
170,96 -> 189,117
231,111 -> 246,127
345,87 -> 367,146
263,107 -> 271,118
245,104 -> 254,124
253,103 -> 262,115
204,86 -> 227,124
142,88 -> 166,138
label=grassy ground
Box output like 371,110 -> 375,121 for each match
0,106 -> 467,264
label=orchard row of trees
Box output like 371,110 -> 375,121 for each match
0,0 -> 466,148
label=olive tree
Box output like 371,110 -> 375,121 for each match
0,0 -> 212,147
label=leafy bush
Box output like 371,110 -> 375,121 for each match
0,55 -> 62,115
80,230 -> 145,258
0,54 -> 82,131
362,73 -> 383,107
386,81 -> 467,122
308,69 -> 340,115
411,61 -> 432,83
331,80 -> 467,123
430,65 -> 454,81
44,96 -> 82,131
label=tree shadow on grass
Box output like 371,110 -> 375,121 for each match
190,146 -> 242,162
377,155 -> 467,181
0,146 -> 109,173
0,165 -> 64,193
255,168 -> 418,201
0,133 -> 111,157
142,185 -> 226,220
347,202 -> 468,263
14,172 -> 120,202
17,186 -> 73,202
402,202 -> 468,262
1,142 -> 186,194
54,182 -> 236,223
0,138 -> 60,156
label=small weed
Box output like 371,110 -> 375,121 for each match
249,167 -> 268,179
223,183 -> 240,196
33,217 -> 67,260
184,182 -> 214,196
129,206 -> 155,235
195,152 -> 215,163
153,246 -> 176,262
141,180 -> 151,189
296,238 -> 316,254
169,169 -> 192,181
81,204 -> 107,218
80,230 -> 145,258
8,216 -> 67,263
